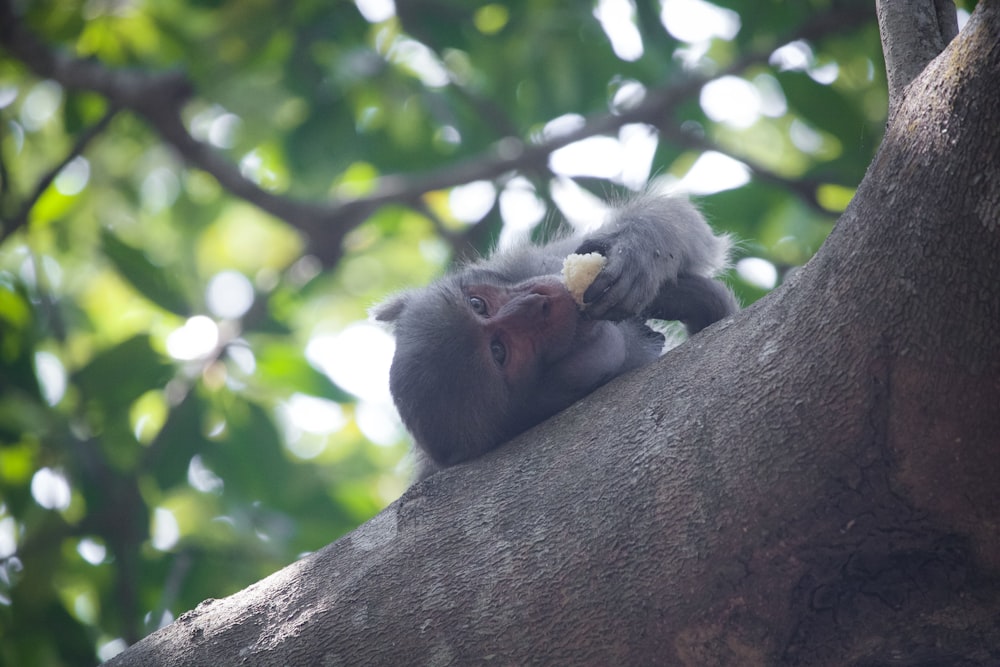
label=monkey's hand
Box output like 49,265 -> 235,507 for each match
573,233 -> 677,321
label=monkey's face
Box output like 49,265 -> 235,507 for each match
383,274 -> 625,467
461,275 -> 581,380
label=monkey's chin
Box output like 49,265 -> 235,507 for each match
551,319 -> 627,389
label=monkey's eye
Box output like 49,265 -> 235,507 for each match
469,296 -> 488,316
490,339 -> 507,366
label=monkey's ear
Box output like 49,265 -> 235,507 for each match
370,292 -> 410,324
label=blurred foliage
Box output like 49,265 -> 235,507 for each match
0,0 -> 909,663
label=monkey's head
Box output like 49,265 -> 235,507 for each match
374,272 -> 618,468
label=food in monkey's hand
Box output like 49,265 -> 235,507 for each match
561,252 -> 608,307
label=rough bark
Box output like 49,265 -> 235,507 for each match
877,0 -> 959,110
107,2 -> 1000,665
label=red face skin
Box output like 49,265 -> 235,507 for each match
462,276 -> 628,401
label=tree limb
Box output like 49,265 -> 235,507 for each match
876,0 -> 959,113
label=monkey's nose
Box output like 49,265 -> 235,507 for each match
509,292 -> 550,320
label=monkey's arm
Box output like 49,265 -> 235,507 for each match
643,274 -> 738,334
569,194 -> 734,326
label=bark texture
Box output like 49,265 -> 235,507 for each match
877,0 -> 960,110
108,3 -> 1000,665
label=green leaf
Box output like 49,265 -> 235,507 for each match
73,335 -> 174,411
0,276 -> 41,401
147,391 -> 209,486
101,230 -> 191,316
252,339 -> 355,403
777,71 -> 868,144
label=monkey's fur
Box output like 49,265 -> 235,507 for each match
374,193 -> 736,479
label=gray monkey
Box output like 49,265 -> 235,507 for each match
374,193 -> 736,479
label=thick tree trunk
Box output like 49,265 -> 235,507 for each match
107,3 -> 1000,665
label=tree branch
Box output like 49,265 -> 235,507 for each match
876,0 -> 959,114
0,106 -> 119,243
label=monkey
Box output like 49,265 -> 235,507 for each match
373,192 -> 737,480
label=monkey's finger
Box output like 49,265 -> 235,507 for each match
573,239 -> 610,257
582,262 -> 627,316
588,260 -> 662,320
583,270 -> 617,306
591,290 -> 645,320
584,275 -> 637,320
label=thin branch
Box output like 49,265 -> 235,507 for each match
0,106 -> 119,243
